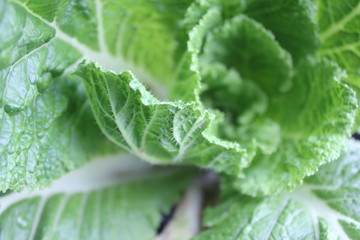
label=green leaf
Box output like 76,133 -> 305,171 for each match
101,0 -> 193,86
230,58 -> 357,195
170,7 -> 222,102
0,75 -> 113,192
0,165 -> 194,240
200,61 -> 277,155
0,10 -> 81,112
243,0 -> 320,62
76,62 -> 249,178
200,15 -> 293,97
318,0 -> 360,83
195,140 -> 360,240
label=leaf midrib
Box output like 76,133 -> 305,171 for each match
320,1 -> 360,41
289,185 -> 359,240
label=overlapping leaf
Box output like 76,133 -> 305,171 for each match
76,1 -> 357,195
188,4 -> 356,195
230,57 -> 356,195
0,0 -> 108,191
1,0 -> 359,198
195,140 -> 360,240
0,0 -> 194,191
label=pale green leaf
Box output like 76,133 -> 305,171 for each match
76,62 -> 249,178
0,167 -> 193,240
0,0 -> 110,191
195,140 -> 360,240
244,0 -> 319,62
195,10 -> 356,194
0,75 -> 113,192
317,0 -> 360,131
182,0 -> 320,62
101,0 -> 193,86
200,15 -> 293,96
